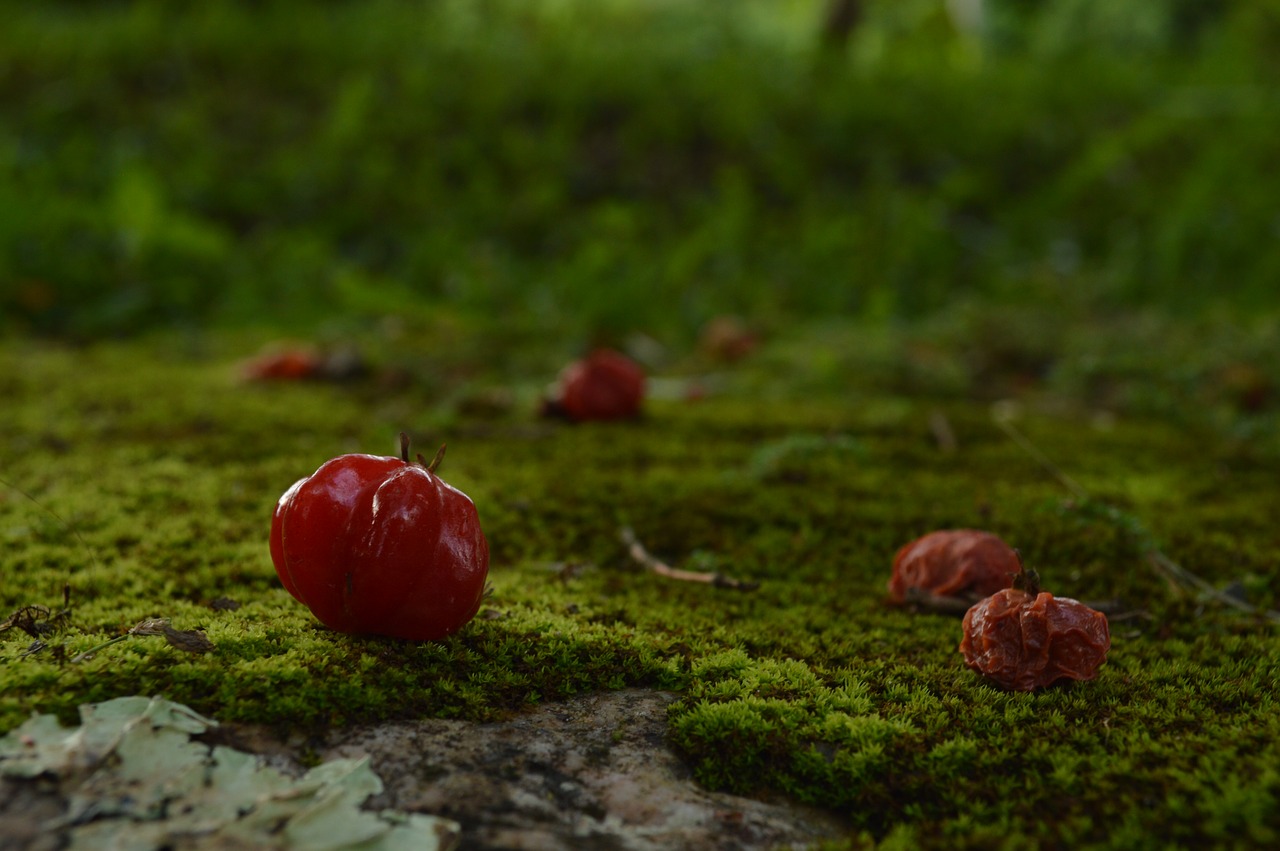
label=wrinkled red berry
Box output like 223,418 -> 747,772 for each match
546,349 -> 645,422
960,570 -> 1110,691
270,435 -> 489,641
888,529 -> 1019,603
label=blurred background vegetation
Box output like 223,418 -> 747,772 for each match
1,0 -> 1277,341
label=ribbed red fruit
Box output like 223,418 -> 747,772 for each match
270,435 -> 488,641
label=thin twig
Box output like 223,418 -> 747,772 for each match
1,586 -> 73,652
1147,551 -> 1264,617
69,634 -> 132,663
901,588 -> 974,615
994,409 -> 1280,624
928,409 -> 958,454
0,475 -> 103,573
901,588 -> 1139,619
619,527 -> 759,591
71,618 -> 214,663
992,411 -> 1089,500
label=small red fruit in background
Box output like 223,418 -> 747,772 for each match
241,348 -> 323,381
959,557 -> 1110,691
270,434 -> 489,641
240,344 -> 367,382
698,315 -> 759,363
888,529 -> 1019,604
543,348 -> 645,422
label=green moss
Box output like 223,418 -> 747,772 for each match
2,322 -> 1279,847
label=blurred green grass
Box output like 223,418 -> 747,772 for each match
3,0 -> 1279,339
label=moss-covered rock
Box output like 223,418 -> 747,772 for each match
1,322 -> 1277,847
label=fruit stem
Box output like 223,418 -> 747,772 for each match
418,444 -> 447,474
1011,549 -> 1042,596
399,432 -> 411,463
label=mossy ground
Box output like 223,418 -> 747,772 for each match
2,315 -> 1279,849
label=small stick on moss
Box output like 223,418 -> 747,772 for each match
992,409 -> 1090,501
929,409 -> 957,454
71,618 -> 214,663
1,605 -> 56,638
902,587 -> 1137,618
2,585 -> 74,658
993,409 -> 1280,624
619,527 -> 759,591
901,588 -> 975,615
1146,550 -> 1265,618
0,475 -> 103,573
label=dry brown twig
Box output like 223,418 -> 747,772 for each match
929,409 -> 958,454
70,618 -> 214,663
901,587 -> 1141,620
992,406 -> 1280,624
1,585 -> 74,658
0,479 -> 223,660
619,527 -> 759,591
900,588 -> 974,615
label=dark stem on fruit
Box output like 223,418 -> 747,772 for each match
418,444 -> 447,474
1011,549 -> 1041,596
399,432 -> 411,463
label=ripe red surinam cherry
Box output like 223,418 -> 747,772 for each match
542,348 -> 645,422
270,434 -> 489,641
241,347 -> 323,381
959,557 -> 1110,691
888,529 -> 1020,604
240,344 -> 367,383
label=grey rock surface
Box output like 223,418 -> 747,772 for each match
230,689 -> 846,851
0,690 -> 846,850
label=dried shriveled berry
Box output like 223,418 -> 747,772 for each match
960,568 -> 1110,691
888,529 -> 1019,603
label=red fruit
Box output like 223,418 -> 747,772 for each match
960,565 -> 1110,691
888,529 -> 1019,603
549,349 -> 645,422
699,315 -> 759,363
270,434 -> 489,641
241,348 -> 322,381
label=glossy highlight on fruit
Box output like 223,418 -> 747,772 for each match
959,566 -> 1110,691
270,434 -> 489,641
545,348 -> 645,422
888,529 -> 1019,603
